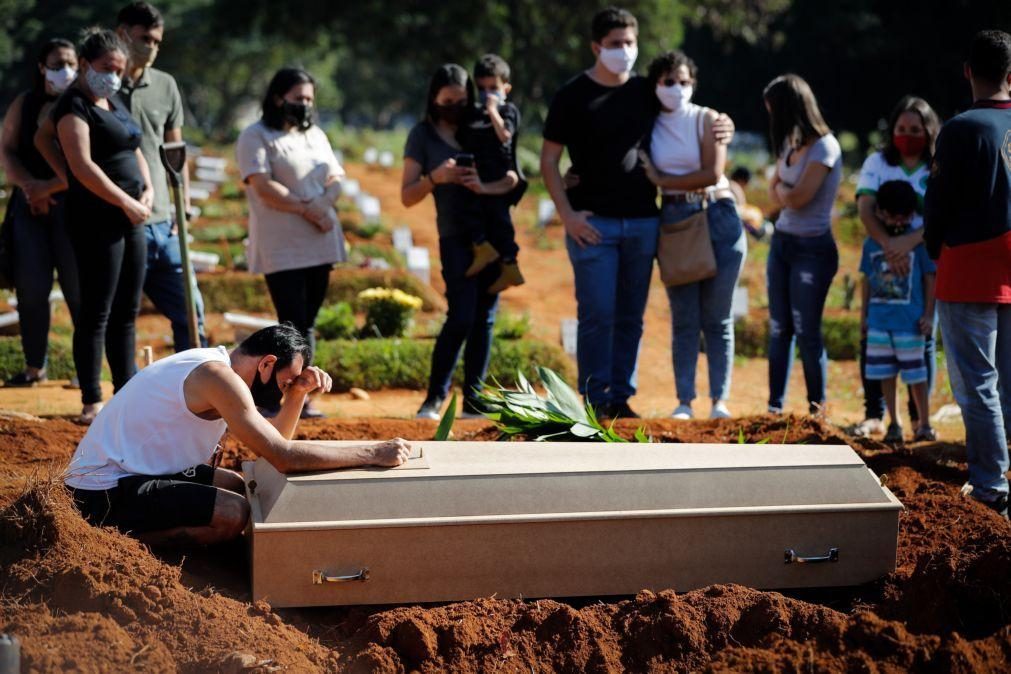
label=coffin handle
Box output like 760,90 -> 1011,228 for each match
312,568 -> 370,584
784,548 -> 839,564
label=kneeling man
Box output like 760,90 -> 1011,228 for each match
64,324 -> 410,545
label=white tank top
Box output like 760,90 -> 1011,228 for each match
65,347 -> 232,490
650,103 -> 730,195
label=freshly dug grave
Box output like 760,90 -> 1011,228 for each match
1,415 -> 1009,673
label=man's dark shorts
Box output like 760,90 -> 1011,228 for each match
69,464 -> 219,534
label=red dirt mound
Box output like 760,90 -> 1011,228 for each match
1,415 -> 1009,672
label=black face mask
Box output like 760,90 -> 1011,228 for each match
282,101 -> 312,130
250,365 -> 283,410
434,101 -> 467,124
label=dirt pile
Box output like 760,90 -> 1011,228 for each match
0,415 -> 1009,672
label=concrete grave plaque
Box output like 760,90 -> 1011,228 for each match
244,441 -> 901,607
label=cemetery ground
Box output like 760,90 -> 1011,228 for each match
1,157 -> 1004,671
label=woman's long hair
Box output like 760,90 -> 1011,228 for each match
763,74 -> 830,155
33,38 -> 75,92
261,68 -> 316,130
423,63 -> 475,124
881,96 -> 941,166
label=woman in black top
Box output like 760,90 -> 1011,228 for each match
48,29 -> 153,423
0,38 -> 82,387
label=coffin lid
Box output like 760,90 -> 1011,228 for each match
247,441 -> 900,528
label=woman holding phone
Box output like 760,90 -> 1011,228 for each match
400,64 -> 516,420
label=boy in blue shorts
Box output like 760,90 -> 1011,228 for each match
860,180 -> 937,443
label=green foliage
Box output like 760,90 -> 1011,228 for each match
314,302 -> 357,340
734,313 -> 861,360
493,311 -> 531,340
475,367 -> 647,442
358,288 -> 423,338
313,337 -> 574,392
190,222 -> 247,242
0,335 -> 79,381
196,269 -> 444,314
434,392 -> 457,440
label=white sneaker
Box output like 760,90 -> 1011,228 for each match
710,402 -> 732,419
671,404 -> 693,420
847,418 -> 886,438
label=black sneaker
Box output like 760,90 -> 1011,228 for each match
606,400 -> 640,420
416,395 -> 445,420
459,397 -> 485,419
5,370 -> 47,387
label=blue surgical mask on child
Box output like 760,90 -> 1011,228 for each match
478,90 -> 505,106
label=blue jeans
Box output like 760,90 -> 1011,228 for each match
938,301 -> 1011,503
428,235 -> 500,400
766,229 -> 839,410
10,190 -> 80,369
566,215 -> 659,407
663,199 -> 747,405
144,220 -> 206,351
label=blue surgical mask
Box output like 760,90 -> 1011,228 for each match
85,67 -> 122,99
478,90 -> 504,106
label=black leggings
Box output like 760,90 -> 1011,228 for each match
70,214 -> 147,405
264,263 -> 332,356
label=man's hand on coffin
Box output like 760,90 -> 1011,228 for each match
367,438 -> 412,467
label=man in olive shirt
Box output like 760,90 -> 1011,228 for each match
117,1 -> 207,350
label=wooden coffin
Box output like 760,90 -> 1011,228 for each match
242,441 -> 901,607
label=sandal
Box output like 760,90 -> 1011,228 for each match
884,422 -> 904,444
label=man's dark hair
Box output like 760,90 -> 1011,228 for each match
237,323 -> 312,371
474,54 -> 510,83
117,2 -> 163,29
882,95 -> 941,167
78,27 -> 126,63
730,166 -> 752,184
876,180 -> 918,218
34,38 -> 75,92
261,68 -> 316,130
423,63 -> 474,124
591,7 -> 638,43
968,29 -> 1011,85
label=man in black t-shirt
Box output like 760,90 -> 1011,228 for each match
541,7 -> 733,419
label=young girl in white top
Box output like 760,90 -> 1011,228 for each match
640,51 -> 747,421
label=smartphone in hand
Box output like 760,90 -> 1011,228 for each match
454,153 -> 475,168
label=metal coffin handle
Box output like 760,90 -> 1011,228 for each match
784,548 -> 839,564
313,569 -> 370,584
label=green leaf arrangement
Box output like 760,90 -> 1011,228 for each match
434,392 -> 458,441
473,367 -> 650,443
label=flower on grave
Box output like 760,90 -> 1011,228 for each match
357,287 -> 423,337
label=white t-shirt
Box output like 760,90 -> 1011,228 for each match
650,103 -> 730,195
65,347 -> 232,490
855,151 -> 929,230
236,121 -> 347,274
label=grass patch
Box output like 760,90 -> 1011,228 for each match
735,312 -> 861,360
314,337 -> 574,392
0,335 -> 81,381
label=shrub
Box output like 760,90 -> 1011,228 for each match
0,335 -> 79,381
493,311 -> 531,340
734,312 -> 861,360
358,288 -> 423,338
314,337 -> 574,392
196,269 -> 445,314
314,302 -> 357,340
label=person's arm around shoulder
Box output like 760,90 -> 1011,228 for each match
640,108 -> 726,191
33,113 -> 70,190
774,135 -> 836,210
185,361 -> 410,473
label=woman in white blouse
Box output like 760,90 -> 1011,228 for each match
236,68 -> 345,418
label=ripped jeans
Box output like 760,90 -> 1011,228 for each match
766,229 -> 838,410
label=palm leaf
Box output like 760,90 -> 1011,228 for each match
434,392 -> 458,441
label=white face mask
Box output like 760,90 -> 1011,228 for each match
85,67 -> 122,99
45,65 -> 77,94
598,44 -> 638,75
656,83 -> 693,112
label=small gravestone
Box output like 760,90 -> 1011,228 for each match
561,318 -> 578,356
392,227 -> 414,256
356,195 -> 382,224
195,155 -> 227,171
406,246 -> 431,285
342,179 -> 361,199
363,147 -> 379,165
378,151 -> 395,168
189,251 -> 220,272
731,287 -> 749,320
537,198 -> 556,227
194,167 -> 228,184
224,312 -> 277,342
